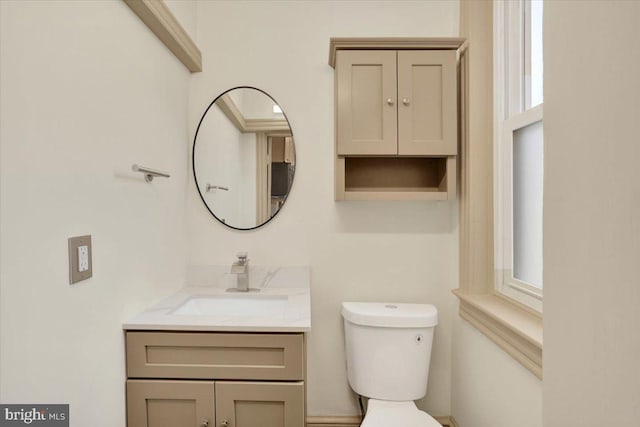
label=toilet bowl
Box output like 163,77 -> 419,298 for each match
342,302 -> 439,427
361,400 -> 442,427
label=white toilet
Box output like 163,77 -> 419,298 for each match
342,302 -> 440,427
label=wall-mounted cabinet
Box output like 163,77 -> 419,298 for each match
330,37 -> 465,201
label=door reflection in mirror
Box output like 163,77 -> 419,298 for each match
193,87 -> 295,230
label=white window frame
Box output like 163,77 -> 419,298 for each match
494,0 -> 543,312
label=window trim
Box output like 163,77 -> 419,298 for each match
453,290 -> 542,379
454,0 -> 542,380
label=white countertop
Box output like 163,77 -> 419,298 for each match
123,266 -> 311,332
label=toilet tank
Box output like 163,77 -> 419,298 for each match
342,302 -> 438,401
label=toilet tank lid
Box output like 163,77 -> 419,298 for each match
342,302 -> 438,328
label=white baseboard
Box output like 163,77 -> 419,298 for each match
306,415 -> 454,426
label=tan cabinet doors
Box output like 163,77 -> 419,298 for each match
336,49 -> 457,156
336,50 -> 398,155
397,50 -> 457,155
126,380 -> 304,427
127,380 -> 214,427
216,382 -> 305,427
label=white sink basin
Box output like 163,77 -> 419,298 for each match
171,294 -> 288,317
123,266 -> 310,332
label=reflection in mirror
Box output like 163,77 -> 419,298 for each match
193,87 -> 295,230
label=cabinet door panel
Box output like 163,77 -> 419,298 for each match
398,50 -> 457,155
216,381 -> 304,427
127,380 -> 214,427
336,50 -> 397,155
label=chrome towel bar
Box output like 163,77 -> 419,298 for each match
132,164 -> 170,183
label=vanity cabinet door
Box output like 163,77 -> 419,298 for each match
336,50 -> 398,155
215,381 -> 304,427
397,50 -> 457,155
127,380 -> 214,427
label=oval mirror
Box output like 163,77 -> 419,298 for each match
193,87 -> 296,230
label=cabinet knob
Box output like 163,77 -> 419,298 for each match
220,420 -> 229,427
201,420 -> 209,427
402,98 -> 411,105
386,98 -> 395,106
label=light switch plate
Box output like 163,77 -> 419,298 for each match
68,235 -> 92,284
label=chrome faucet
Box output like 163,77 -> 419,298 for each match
230,252 -> 249,292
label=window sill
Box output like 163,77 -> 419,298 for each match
452,289 -> 543,379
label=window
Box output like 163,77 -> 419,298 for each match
494,0 -> 544,311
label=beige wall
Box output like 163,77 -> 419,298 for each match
544,2 -> 640,425
187,0 -> 459,417
165,0 -> 196,40
451,317 -> 542,427
0,1 -> 194,425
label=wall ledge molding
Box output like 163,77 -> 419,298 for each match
453,289 -> 543,379
123,0 -> 202,72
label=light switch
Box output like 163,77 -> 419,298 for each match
68,235 -> 92,284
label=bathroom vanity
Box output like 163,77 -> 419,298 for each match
123,267 -> 311,427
